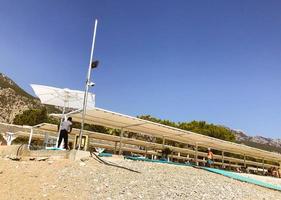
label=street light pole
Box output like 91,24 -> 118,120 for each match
78,19 -> 98,150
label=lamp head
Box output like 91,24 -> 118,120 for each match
88,82 -> 95,87
91,60 -> 99,68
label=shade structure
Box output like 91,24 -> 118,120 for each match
51,107 -> 281,162
31,84 -> 96,148
30,84 -> 95,109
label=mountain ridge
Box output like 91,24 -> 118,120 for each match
0,72 -> 41,123
232,129 -> 281,153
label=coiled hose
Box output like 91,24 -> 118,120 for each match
16,144 -> 27,156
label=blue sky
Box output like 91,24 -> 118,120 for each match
1,0 -> 281,138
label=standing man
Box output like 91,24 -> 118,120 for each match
57,117 -> 72,149
206,147 -> 214,167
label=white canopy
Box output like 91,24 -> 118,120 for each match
52,107 -> 281,162
30,84 -> 95,109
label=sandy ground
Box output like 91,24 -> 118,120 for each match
0,155 -> 281,200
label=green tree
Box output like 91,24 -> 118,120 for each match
13,107 -> 48,126
71,121 -> 108,133
138,115 -> 177,127
178,121 -> 235,141
138,116 -> 236,142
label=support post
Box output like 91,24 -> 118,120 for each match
145,145 -> 147,158
162,137 -> 166,160
28,127 -> 33,149
170,150 -> 173,162
262,158 -> 265,174
145,142 -> 148,158
114,141 -> 117,154
278,162 -> 281,178
162,137 -> 165,148
44,133 -> 49,148
222,151 -> 225,168
195,143 -> 198,165
118,129 -> 124,155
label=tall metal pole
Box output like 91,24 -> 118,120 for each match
78,19 -> 98,150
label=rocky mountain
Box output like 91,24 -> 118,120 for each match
0,73 -> 41,123
232,129 -> 281,153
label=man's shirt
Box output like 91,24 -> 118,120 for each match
61,120 -> 72,132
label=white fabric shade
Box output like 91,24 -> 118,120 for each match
51,107 -> 281,162
30,84 -> 95,109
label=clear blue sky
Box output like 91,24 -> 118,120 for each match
1,0 -> 281,138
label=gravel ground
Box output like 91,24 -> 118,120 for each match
0,155 -> 281,200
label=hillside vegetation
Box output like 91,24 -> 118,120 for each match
138,115 -> 236,142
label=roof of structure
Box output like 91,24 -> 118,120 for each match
49,107 -> 281,162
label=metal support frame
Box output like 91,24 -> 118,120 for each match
27,127 -> 34,149
195,142 -> 198,165
115,123 -> 149,156
27,123 -> 45,149
145,142 -> 148,158
169,150 -> 174,162
26,121 -> 281,172
262,158 -> 265,174
162,136 -> 166,160
186,154 -> 189,162
222,151 -> 225,168
119,128 -> 124,155
114,141 -> 117,154
162,136 -> 165,148
145,147 -> 148,158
